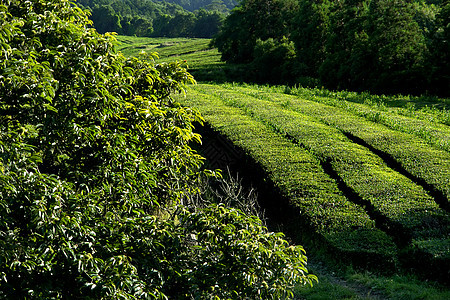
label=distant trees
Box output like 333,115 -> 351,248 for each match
156,0 -> 237,12
213,0 -> 298,64
152,9 -> 224,37
76,0 -> 225,38
214,0 -> 450,95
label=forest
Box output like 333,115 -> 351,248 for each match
213,0 -> 450,96
76,0 -> 229,37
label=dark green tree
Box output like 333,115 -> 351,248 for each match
90,4 -> 122,33
429,0 -> 450,95
291,0 -> 333,81
251,37 -> 297,83
192,9 -> 224,38
213,0 -> 298,63
364,0 -> 428,93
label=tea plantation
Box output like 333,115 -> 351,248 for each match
119,36 -> 450,297
174,83 -> 450,284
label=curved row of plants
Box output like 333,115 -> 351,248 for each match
175,83 -> 450,281
175,88 -> 398,266
224,84 -> 450,209
261,86 -> 450,153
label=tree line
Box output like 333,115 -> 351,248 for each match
154,0 -> 237,12
213,0 -> 450,96
76,0 -> 227,37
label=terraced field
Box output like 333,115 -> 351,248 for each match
115,36 -> 449,294
174,83 -> 450,282
116,36 -> 228,80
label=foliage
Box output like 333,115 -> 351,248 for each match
153,0 -> 237,12
163,204 -> 316,299
175,85 -> 398,269
0,0 -> 316,298
175,82 -> 450,281
251,37 -> 298,84
76,0 -> 226,37
213,0 -> 450,96
213,0 -> 298,63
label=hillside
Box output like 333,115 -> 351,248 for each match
76,0 -> 225,37
115,36 -> 450,297
154,0 -> 237,11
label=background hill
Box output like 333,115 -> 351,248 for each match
76,0 -> 227,37
154,0 -> 237,11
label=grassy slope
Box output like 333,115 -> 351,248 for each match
181,83 -> 450,299
116,36 -> 450,299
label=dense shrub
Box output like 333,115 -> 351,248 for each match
0,0 -> 316,298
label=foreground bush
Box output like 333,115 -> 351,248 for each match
0,0 -> 316,298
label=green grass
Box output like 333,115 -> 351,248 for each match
295,267 -> 450,300
347,272 -> 450,300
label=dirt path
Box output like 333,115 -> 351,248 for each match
297,255 -> 387,300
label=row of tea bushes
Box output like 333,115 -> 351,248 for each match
175,88 -> 397,269
275,86 -> 450,152
185,84 -> 449,281
224,85 -> 450,210
200,85 -> 447,240
194,85 -> 449,273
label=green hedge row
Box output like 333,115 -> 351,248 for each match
175,88 -> 397,268
285,89 -> 450,153
219,84 -> 450,152
189,84 -> 450,280
201,85 -> 447,236
194,85 -> 450,267
221,85 -> 450,210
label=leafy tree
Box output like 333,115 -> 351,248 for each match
155,0 -> 237,11
0,0 -> 316,298
76,0 -> 226,37
251,37 -> 298,84
291,0 -> 333,80
429,0 -> 450,94
215,0 -> 447,95
364,0 -> 428,93
192,9 -> 224,38
315,1 -> 367,89
205,0 -> 230,13
90,4 -> 122,33
213,0 -> 298,63
121,15 -> 154,36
